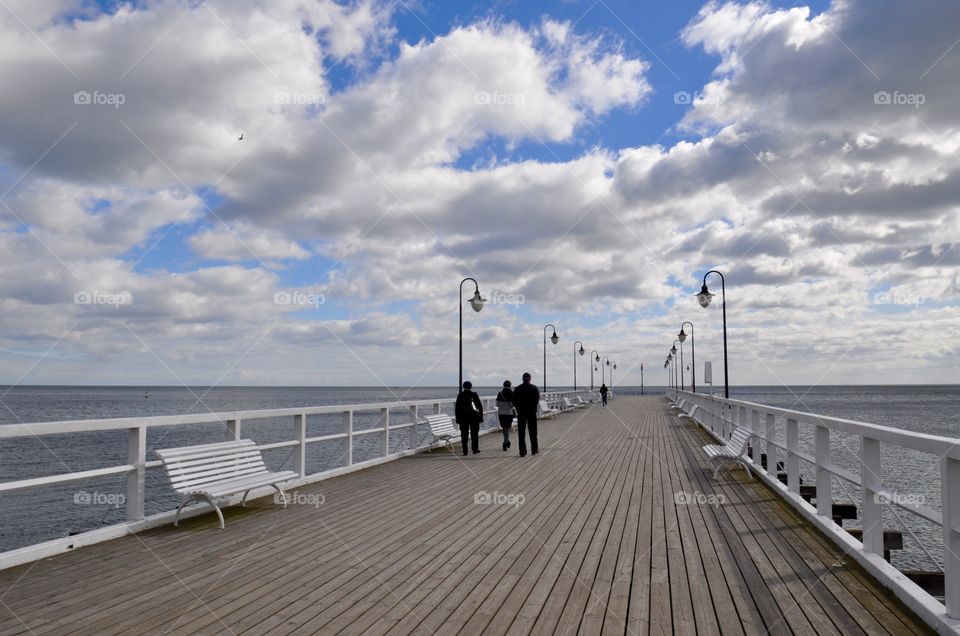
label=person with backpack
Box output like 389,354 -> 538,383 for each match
600,383 -> 609,407
495,380 -> 516,451
455,381 -> 483,455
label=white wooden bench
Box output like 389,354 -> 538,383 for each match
574,396 -> 588,408
424,414 -> 459,453
562,398 -> 575,411
156,439 -> 299,529
537,400 -> 559,419
703,427 -> 754,480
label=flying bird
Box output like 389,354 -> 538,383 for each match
237,133 -> 244,141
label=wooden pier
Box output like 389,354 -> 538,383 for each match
0,396 -> 932,634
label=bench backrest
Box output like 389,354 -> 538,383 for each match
156,439 -> 268,494
727,428 -> 752,453
562,398 -> 573,409
424,414 -> 457,436
537,401 -> 554,413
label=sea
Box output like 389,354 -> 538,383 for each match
1,384 -> 958,575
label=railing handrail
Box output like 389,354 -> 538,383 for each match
0,389 -> 592,439
677,390 -> 960,457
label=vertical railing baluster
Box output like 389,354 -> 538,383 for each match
226,418 -> 241,440
787,418 -> 800,494
381,407 -> 390,457
861,436 -> 882,555
343,410 -> 353,467
815,425 -> 831,518
751,409 -> 760,466
294,413 -> 306,478
942,457 -> 960,617
766,413 -> 776,479
409,405 -> 418,449
126,426 -> 146,522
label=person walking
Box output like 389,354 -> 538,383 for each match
495,380 -> 516,451
511,372 -> 540,456
600,383 -> 608,407
455,381 -> 483,455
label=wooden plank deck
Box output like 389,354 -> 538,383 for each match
0,396 -> 933,635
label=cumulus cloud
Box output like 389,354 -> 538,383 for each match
0,0 -> 957,387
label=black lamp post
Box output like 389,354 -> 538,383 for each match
640,363 -> 644,395
459,277 -> 485,393
610,362 -> 617,388
697,270 -> 729,398
678,322 -> 696,393
574,341 -> 585,391
590,350 -> 600,390
671,339 -> 684,392
543,324 -> 559,393
602,356 -> 610,385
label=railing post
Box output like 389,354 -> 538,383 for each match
226,418 -> 240,441
765,413 -> 777,479
860,437 -> 883,555
786,418 -> 800,494
409,405 -> 418,449
294,413 -> 306,478
126,426 -> 146,522
343,411 -> 353,467
751,409 -> 760,465
942,457 -> 960,617
381,407 -> 390,457
815,425 -> 832,518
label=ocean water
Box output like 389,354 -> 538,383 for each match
1,385 -> 958,576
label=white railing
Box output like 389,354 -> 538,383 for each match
0,389 -> 596,570
670,390 -> 960,633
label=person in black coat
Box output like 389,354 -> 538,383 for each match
511,372 -> 540,456
455,381 -> 483,455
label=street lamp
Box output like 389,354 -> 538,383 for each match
543,324 -> 559,393
610,362 -> 617,388
459,277 -> 485,393
672,339 -> 682,395
590,350 -> 600,390
640,363 -> 644,395
697,269 -> 729,398
678,322 -> 696,393
574,341 -> 585,391
602,356 -> 610,385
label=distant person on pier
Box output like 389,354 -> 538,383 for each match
455,381 -> 483,455
511,372 -> 540,456
495,380 -> 516,452
600,383 -> 608,407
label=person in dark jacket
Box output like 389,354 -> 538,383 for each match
511,372 -> 540,456
495,380 -> 515,451
455,381 -> 483,455
600,383 -> 608,407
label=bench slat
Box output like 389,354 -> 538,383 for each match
155,439 -> 257,459
166,459 -> 267,484
172,466 -> 273,493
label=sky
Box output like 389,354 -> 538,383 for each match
0,0 -> 958,388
